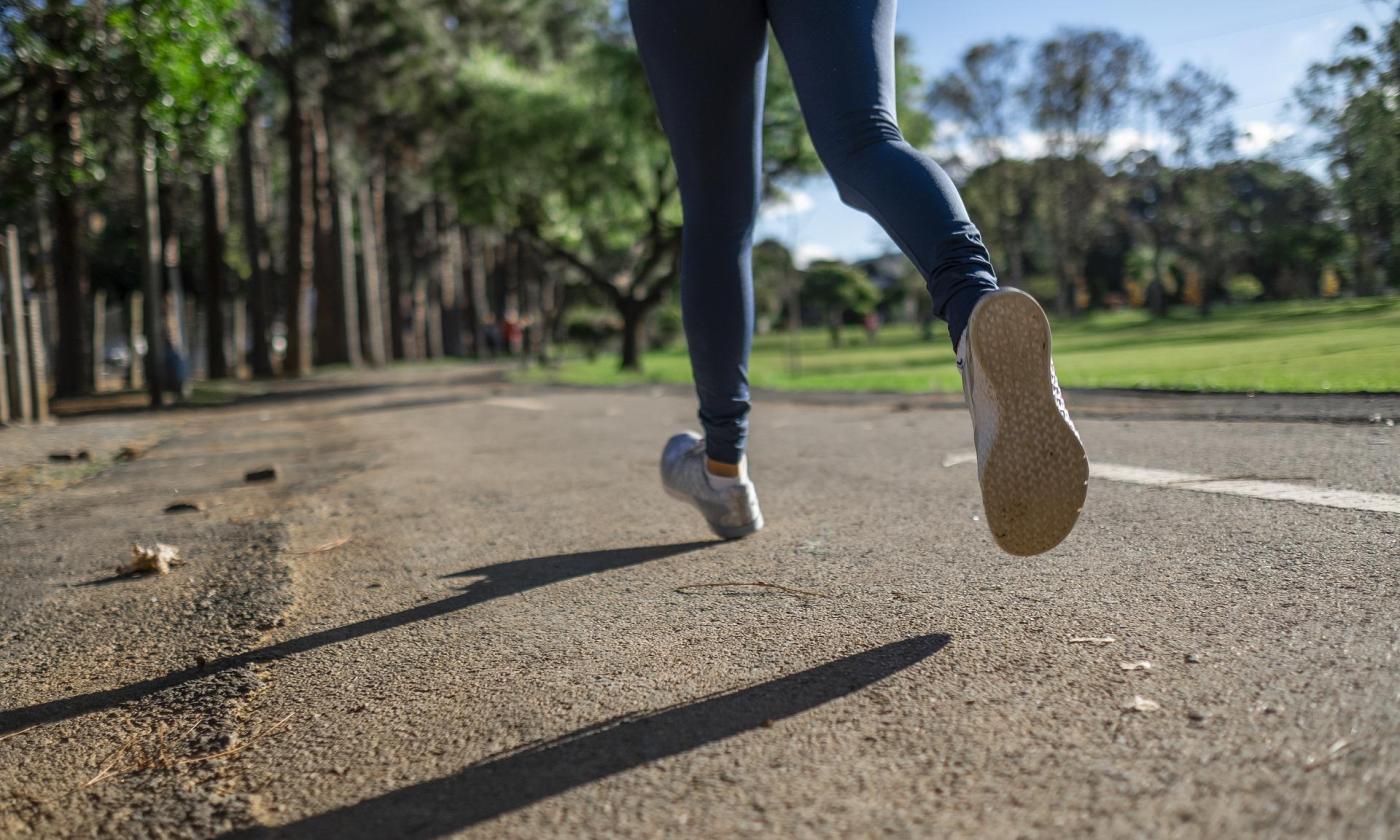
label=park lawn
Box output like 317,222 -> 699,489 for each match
524,298 -> 1400,394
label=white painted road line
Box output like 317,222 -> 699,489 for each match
943,452 -> 1400,514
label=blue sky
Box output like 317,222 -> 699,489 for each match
756,0 -> 1383,265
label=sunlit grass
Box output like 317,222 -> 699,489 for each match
522,298 -> 1400,394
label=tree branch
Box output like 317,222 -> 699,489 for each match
522,227 -> 621,304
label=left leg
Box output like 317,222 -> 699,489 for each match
629,0 -> 769,468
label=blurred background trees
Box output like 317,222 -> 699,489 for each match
0,0 -> 1396,399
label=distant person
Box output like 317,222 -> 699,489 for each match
501,309 -> 523,356
482,314 -> 501,358
637,0 -> 1088,555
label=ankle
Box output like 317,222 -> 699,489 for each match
706,457 -> 740,478
705,456 -> 746,489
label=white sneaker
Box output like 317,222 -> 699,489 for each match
957,288 -> 1088,556
660,432 -> 764,540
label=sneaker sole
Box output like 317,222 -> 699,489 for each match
663,486 -> 764,540
968,289 -> 1088,556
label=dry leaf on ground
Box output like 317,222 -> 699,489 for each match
118,543 -> 184,576
1068,636 -> 1116,645
290,537 -> 351,556
1123,695 -> 1161,713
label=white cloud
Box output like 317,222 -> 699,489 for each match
1104,128 -> 1172,158
760,190 -> 815,221
1000,130 -> 1049,161
1238,121 -> 1298,155
793,242 -> 836,269
939,128 -> 1170,166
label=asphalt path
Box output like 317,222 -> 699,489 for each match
1,366 -> 1396,838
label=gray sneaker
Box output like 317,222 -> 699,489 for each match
660,432 -> 764,540
957,288 -> 1088,556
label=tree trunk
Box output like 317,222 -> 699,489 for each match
437,202 -> 465,358
520,240 -> 541,362
89,289 -> 105,394
1057,260 -> 1078,317
464,227 -> 489,358
3,226 -> 32,419
422,202 -> 444,359
34,188 -> 58,356
126,292 -> 144,390
50,84 -> 90,398
158,176 -> 188,373
238,99 -> 275,378
1355,225 -> 1379,298
201,165 -> 230,379
0,309 -> 9,423
384,183 -> 410,360
537,266 -> 558,363
370,170 -> 394,360
27,298 -> 50,422
336,174 -> 362,367
311,106 -> 350,366
231,295 -> 247,377
1004,237 -> 1025,289
185,295 -> 202,381
137,134 -> 164,407
1148,238 -> 1169,317
410,207 -> 431,359
356,182 -> 387,366
283,64 -> 315,377
619,299 -> 645,371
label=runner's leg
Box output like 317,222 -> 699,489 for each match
629,0 -> 769,465
768,0 -> 998,344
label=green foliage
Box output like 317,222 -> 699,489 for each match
1022,28 -> 1155,158
1296,5 -> 1400,292
647,303 -> 683,349
1155,62 -> 1237,164
108,0 -> 256,162
892,35 -> 933,148
564,308 -> 620,360
752,238 -> 798,328
762,41 -> 821,193
0,1 -> 115,203
803,262 -> 882,345
1225,275 -> 1264,302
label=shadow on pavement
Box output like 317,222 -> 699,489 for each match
226,634 -> 952,839
0,541 -> 715,735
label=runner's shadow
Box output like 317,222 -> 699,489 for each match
0,541 -> 715,735
225,634 -> 951,839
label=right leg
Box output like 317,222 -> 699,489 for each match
768,0 -> 1086,555
629,0 -> 768,467
767,0 -> 998,346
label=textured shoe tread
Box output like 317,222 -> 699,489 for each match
969,291 -> 1089,556
665,485 -> 764,540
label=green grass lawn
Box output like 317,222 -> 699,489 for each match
524,298 -> 1400,394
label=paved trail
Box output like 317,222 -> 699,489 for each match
1,367 -> 1396,838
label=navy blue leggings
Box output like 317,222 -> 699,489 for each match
630,0 -> 998,464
